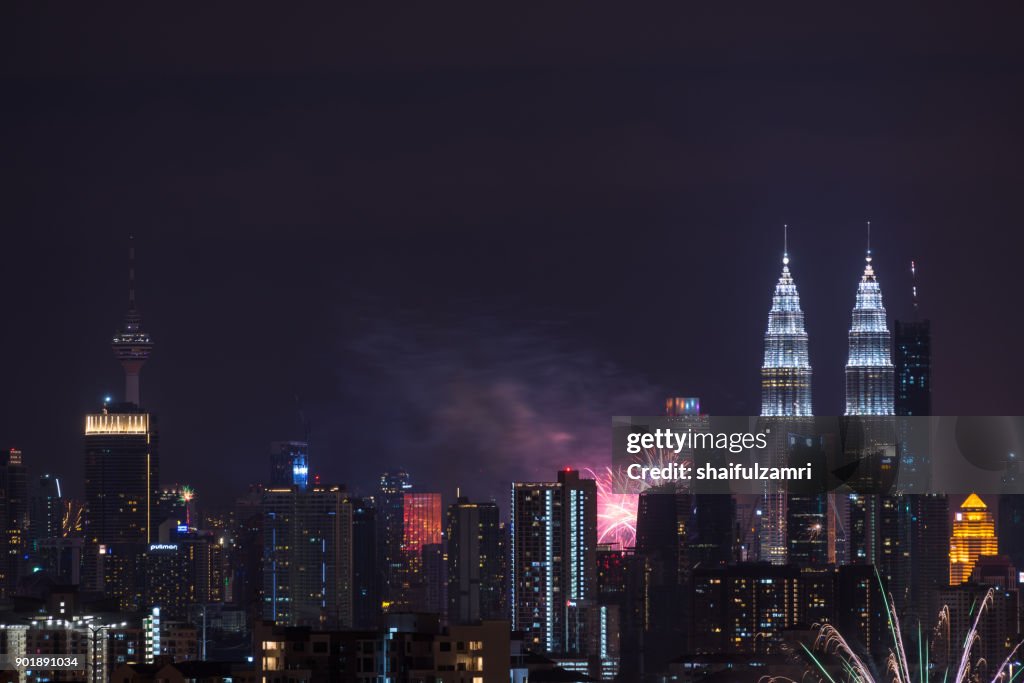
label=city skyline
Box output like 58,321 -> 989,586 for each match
2,6 -> 1024,681
0,231 -> 999,509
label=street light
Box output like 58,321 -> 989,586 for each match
80,617 -> 126,683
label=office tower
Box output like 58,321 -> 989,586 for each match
0,449 -> 28,596
30,473 -> 63,541
786,492 -> 828,566
760,232 -> 813,565
377,470 -> 411,608
894,319 -> 931,416
899,494 -> 949,623
510,469 -> 597,657
997,494 -> 1024,578
844,235 -> 897,575
401,492 -> 442,609
269,441 -> 309,491
29,473 -> 82,583
262,484 -> 353,627
84,405 -> 159,610
687,494 -> 734,568
949,493 -> 998,585
447,498 -> 503,624
229,488 -> 264,624
111,236 -> 152,407
761,229 -> 813,417
421,542 -> 447,617
632,485 -> 689,673
351,497 -> 379,629
84,407 -> 160,546
845,235 -> 894,416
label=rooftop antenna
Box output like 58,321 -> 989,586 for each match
783,224 -> 789,265
911,260 -> 920,319
865,221 -> 872,263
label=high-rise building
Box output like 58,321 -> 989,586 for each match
401,492 -> 442,607
997,494 -> 1024,579
261,484 -> 353,627
760,232 -> 814,566
761,230 -> 813,417
691,563 -> 886,659
510,469 -> 597,657
843,235 -> 897,574
595,546 -> 627,681
447,498 -> 503,624
894,319 -> 931,416
145,541 -> 195,620
377,471 -> 411,609
84,407 -> 160,547
30,473 -> 63,541
687,494 -> 734,568
269,441 -> 309,491
845,236 -> 894,416
111,236 -> 152,408
899,494 -> 949,622
0,448 -> 28,596
421,542 -> 447,618
949,493 -> 999,585
351,497 -> 379,629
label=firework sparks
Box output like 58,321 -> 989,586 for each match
584,466 -> 638,550
764,569 -> 1024,683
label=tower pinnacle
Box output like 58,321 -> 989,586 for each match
111,236 -> 152,406
761,226 -> 812,417
845,225 -> 894,415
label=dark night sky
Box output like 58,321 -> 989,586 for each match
2,5 -> 1023,510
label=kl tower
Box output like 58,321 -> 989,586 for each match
111,235 -> 152,406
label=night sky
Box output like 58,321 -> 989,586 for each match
2,5 -> 1023,509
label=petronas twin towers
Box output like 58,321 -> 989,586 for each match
760,229 -> 895,418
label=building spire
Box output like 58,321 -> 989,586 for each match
112,234 -> 152,407
845,226 -> 894,416
911,259 -> 919,318
865,220 -> 872,263
761,224 -> 812,418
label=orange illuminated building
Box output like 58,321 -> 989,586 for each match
949,493 -> 998,585
402,492 -> 442,576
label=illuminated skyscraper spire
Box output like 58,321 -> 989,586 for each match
845,222 -> 894,415
111,235 -> 153,406
761,225 -> 813,416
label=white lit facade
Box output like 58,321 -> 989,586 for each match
844,250 -> 894,416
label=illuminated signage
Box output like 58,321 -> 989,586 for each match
85,414 -> 150,435
148,543 -> 178,551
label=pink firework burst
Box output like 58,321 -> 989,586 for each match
584,467 -> 638,550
